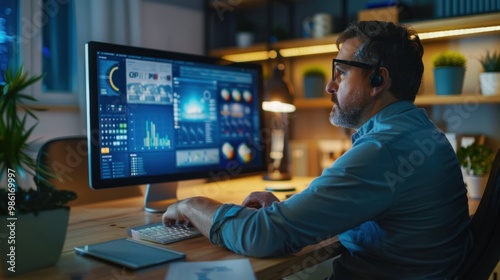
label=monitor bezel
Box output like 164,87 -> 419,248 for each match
85,41 -> 267,190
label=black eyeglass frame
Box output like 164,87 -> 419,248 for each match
332,59 -> 374,69
332,58 -> 376,82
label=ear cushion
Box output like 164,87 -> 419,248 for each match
369,58 -> 383,87
369,72 -> 383,87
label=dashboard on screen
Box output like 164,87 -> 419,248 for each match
85,41 -> 266,193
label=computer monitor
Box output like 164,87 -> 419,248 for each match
85,41 -> 266,212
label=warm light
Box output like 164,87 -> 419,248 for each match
280,44 -> 339,57
268,50 -> 278,59
222,50 -> 281,62
220,25 -> 500,62
262,101 -> 296,113
222,51 -> 269,62
418,25 -> 500,40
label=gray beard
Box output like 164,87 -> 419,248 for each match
329,103 -> 364,130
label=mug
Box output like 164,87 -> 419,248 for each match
303,13 -> 332,38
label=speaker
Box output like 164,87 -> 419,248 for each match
369,58 -> 383,87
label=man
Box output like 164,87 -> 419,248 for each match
163,21 -> 472,279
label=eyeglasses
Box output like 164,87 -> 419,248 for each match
333,58 -> 374,69
332,58 -> 375,81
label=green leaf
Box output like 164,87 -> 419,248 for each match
478,50 -> 500,72
0,64 -> 77,214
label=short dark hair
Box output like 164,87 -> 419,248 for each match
337,21 -> 424,101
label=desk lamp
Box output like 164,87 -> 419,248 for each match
262,62 -> 296,182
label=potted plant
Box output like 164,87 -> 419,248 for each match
0,66 -> 77,276
432,51 -> 467,95
303,66 -> 327,98
235,19 -> 255,48
478,50 -> 500,96
456,143 -> 494,199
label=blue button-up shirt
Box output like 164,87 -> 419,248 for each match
210,101 -> 472,279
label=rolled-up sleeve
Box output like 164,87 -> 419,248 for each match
209,204 -> 244,247
209,203 -> 302,257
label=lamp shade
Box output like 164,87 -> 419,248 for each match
262,66 -> 296,113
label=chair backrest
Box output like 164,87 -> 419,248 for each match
35,136 -> 143,206
455,148 -> 500,279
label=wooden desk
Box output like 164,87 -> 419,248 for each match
14,175 -> 479,280
14,176 -> 341,280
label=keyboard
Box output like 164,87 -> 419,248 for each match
127,222 -> 202,245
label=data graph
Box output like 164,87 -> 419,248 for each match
143,120 -> 171,148
129,110 -> 174,151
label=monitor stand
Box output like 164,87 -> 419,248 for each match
144,182 -> 178,213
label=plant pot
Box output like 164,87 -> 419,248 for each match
433,67 -> 465,95
235,32 -> 254,48
303,75 -> 326,98
465,175 -> 488,200
0,208 -> 70,276
479,72 -> 500,96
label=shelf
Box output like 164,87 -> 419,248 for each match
294,94 -> 500,109
208,12 -> 500,61
208,35 -> 340,58
414,94 -> 500,106
407,12 -> 500,33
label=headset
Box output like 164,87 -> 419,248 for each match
369,58 -> 383,87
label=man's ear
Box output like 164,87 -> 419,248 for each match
370,67 -> 390,97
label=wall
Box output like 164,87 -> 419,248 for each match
141,1 -> 204,54
28,1 -> 204,147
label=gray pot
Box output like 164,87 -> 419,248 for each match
0,208 -> 70,276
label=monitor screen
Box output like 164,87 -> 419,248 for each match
85,41 -> 266,212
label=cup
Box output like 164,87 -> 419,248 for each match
302,13 -> 332,38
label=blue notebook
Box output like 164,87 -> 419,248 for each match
74,238 -> 185,269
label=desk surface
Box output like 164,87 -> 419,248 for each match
15,176 -> 341,280
15,175 -> 479,280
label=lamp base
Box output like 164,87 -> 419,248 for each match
263,172 -> 291,181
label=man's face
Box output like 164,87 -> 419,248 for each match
326,38 -> 373,130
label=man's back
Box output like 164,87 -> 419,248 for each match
332,101 -> 472,279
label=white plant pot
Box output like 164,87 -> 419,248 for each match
465,175 -> 488,199
479,72 -> 500,96
235,32 -> 254,48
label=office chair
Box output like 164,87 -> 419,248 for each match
35,136 -> 143,206
455,148 -> 500,279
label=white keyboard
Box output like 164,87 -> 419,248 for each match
127,222 -> 202,245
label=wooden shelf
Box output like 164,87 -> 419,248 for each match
414,94 -> 500,106
208,12 -> 500,58
294,94 -> 500,109
406,12 -> 500,33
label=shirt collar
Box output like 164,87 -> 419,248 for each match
352,101 -> 416,142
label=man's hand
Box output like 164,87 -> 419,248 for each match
162,199 -> 189,226
162,197 -> 223,237
242,191 -> 280,209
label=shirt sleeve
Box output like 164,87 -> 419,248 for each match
209,139 -> 397,258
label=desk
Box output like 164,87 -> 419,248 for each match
14,175 -> 479,280
14,176 -> 341,280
